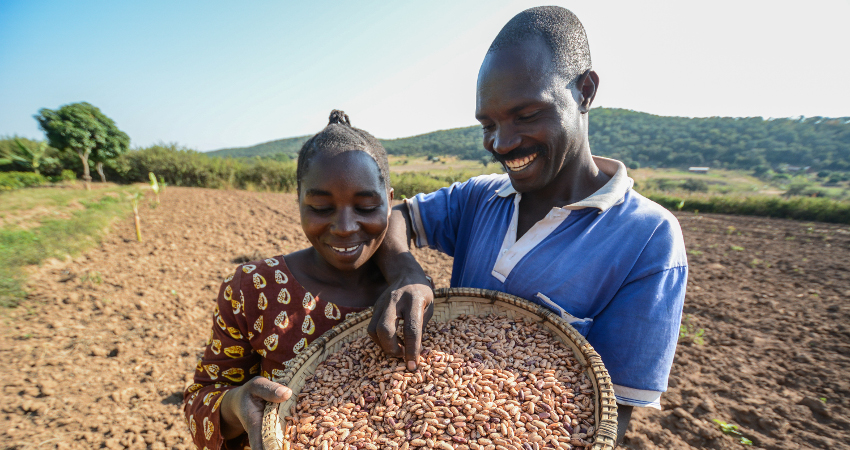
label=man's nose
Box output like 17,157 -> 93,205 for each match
331,208 -> 358,236
491,125 -> 521,155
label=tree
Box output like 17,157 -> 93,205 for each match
89,124 -> 131,183
35,102 -> 129,190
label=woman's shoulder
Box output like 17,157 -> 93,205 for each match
228,253 -> 311,302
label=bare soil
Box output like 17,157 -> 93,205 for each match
1,187 -> 848,450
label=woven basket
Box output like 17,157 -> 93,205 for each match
262,287 -> 619,450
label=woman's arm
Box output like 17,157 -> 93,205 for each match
183,265 -> 290,449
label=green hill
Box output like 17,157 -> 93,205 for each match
205,108 -> 850,172
206,135 -> 311,159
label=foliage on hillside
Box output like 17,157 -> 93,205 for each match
590,109 -> 850,172
381,127 -> 484,161
205,108 -> 850,174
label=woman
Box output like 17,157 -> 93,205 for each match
183,111 -> 396,449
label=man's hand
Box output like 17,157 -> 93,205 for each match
368,276 -> 434,370
220,377 -> 292,449
370,203 -> 435,370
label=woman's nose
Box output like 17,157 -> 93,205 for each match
331,208 -> 358,235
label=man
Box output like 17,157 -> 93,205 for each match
369,6 -> 688,444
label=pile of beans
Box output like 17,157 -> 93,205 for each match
282,314 -> 597,450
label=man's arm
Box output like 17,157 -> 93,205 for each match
617,404 -> 633,446
368,203 -> 434,370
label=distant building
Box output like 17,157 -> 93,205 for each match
786,166 -> 811,172
688,167 -> 710,174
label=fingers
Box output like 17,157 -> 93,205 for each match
402,297 -> 425,371
402,285 -> 434,370
367,293 -> 404,359
248,377 -> 292,403
243,378 -> 292,450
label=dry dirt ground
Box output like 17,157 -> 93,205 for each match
1,187 -> 848,450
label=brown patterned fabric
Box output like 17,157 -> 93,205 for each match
182,256 -> 367,450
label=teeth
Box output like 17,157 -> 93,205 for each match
331,244 -> 361,253
504,153 -> 538,172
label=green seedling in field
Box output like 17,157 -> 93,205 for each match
149,172 -> 160,205
80,271 -> 102,284
713,419 -> 752,446
676,200 -> 685,211
730,245 -> 744,251
679,314 -> 705,345
687,250 -> 704,257
820,397 -> 827,404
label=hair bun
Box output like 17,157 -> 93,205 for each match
328,110 -> 351,126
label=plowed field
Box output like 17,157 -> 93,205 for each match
2,187 -> 848,450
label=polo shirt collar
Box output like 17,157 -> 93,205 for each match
495,156 -> 633,213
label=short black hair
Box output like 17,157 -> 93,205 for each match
488,6 -> 591,85
296,110 -> 390,194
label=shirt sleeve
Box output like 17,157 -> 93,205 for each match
407,176 -> 487,256
183,265 -> 261,450
585,265 -> 688,409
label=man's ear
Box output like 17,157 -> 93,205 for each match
576,70 -> 599,113
388,188 -> 395,206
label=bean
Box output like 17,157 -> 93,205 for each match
283,315 -> 596,449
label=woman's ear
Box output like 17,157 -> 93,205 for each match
388,188 -> 395,205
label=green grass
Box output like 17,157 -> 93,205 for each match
0,185 -> 141,307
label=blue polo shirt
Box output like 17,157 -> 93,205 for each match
407,157 -> 688,409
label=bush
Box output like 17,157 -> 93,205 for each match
646,193 -> 850,224
0,171 -> 47,190
49,169 -> 77,183
681,178 -> 709,192
390,169 -> 492,199
391,172 -> 453,199
110,144 -> 298,192
236,159 -> 297,192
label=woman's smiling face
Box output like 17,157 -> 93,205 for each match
298,150 -> 392,272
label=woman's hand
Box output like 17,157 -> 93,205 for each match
220,377 -> 292,449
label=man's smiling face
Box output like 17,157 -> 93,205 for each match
475,35 -> 585,194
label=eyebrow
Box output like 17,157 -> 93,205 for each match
304,189 -> 381,198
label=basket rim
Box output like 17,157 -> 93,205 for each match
264,287 -> 618,450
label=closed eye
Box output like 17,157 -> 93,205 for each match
517,111 -> 540,122
308,206 -> 333,214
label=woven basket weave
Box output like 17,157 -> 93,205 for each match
262,287 -> 618,450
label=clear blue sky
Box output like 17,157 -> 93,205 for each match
2,0 -> 848,152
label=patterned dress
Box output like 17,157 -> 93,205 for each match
183,256 -> 368,450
